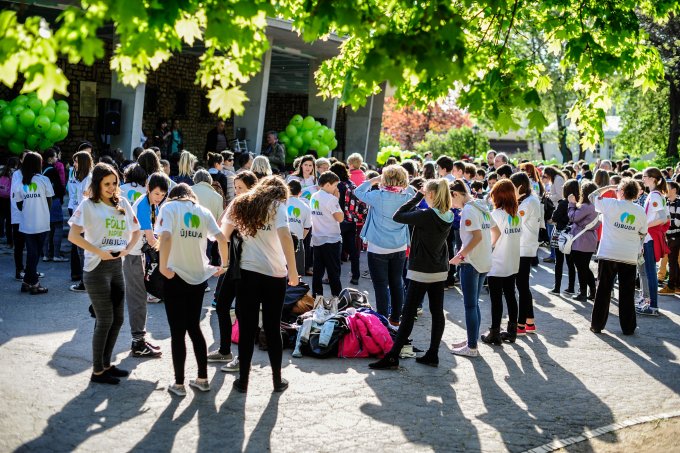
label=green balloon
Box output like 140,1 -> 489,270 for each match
40,107 -> 56,121
46,99 -> 56,109
8,140 -> 24,154
27,97 -> 42,114
12,95 -> 28,106
315,121 -> 321,129
280,134 -> 290,145
310,139 -> 320,150
1,115 -> 18,135
329,138 -> 338,150
58,125 -> 68,141
323,129 -> 335,143
291,115 -> 303,127
315,127 -> 326,140
56,100 -> 69,111
286,145 -> 299,157
14,126 -> 27,142
19,109 -> 36,128
292,135 -> 304,148
54,108 -> 69,125
11,104 -> 25,118
38,138 -> 53,151
26,133 -> 40,149
46,123 -> 62,141
302,130 -> 314,144
317,144 -> 330,157
302,116 -> 316,130
34,115 -> 50,132
0,100 -> 7,111
285,124 -> 297,137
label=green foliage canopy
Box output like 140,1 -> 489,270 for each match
414,126 -> 490,160
0,0 -> 677,148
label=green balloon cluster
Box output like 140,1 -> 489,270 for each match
279,115 -> 338,163
376,146 -> 416,165
0,94 -> 69,155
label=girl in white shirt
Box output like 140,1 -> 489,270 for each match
68,151 -> 93,289
156,183 -> 228,396
68,163 -> 141,385
449,180 -> 497,358
510,172 -> 542,336
223,176 -> 298,393
481,179 -> 522,345
14,152 -> 53,295
287,155 -> 318,203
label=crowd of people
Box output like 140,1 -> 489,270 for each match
2,141 -> 674,394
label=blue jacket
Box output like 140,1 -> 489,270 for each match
354,181 -> 415,250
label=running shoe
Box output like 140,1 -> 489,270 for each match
207,351 -> 233,362
70,282 -> 86,292
146,294 -> 161,303
451,345 -> 479,357
221,357 -> 240,372
131,340 -> 162,358
168,384 -> 186,397
636,304 -> 659,316
189,379 -> 210,392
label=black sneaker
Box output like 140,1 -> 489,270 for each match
70,282 -> 86,292
131,340 -> 162,358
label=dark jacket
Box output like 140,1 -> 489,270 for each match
262,142 -> 286,172
551,199 -> 570,231
205,127 -> 229,159
42,164 -> 65,203
393,192 -> 453,274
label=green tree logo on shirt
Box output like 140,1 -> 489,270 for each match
23,182 -> 37,192
183,212 -> 201,228
127,190 -> 142,202
508,214 -> 520,227
288,205 -> 301,218
620,212 -> 636,225
482,211 -> 491,222
311,199 -> 320,210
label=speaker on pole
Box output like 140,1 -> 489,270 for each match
97,98 -> 122,135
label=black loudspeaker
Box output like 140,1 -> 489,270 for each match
98,98 -> 122,135
236,127 -> 246,141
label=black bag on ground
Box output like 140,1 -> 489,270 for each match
282,282 -> 311,317
337,288 -> 372,311
142,244 -> 164,299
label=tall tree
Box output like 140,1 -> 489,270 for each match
381,97 -> 470,149
0,0 -> 677,146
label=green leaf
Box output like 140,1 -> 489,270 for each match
175,17 -> 202,46
528,109 -> 549,132
208,86 -> 248,118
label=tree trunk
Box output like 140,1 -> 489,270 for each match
556,112 -> 570,162
538,132 -> 546,160
667,76 -> 679,160
578,130 -> 586,161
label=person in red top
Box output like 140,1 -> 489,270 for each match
347,153 -> 366,187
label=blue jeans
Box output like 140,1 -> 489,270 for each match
643,240 -> 658,308
459,263 -> 486,348
546,223 -> 556,259
367,251 -> 406,322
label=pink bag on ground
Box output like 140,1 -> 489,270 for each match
231,319 -> 239,344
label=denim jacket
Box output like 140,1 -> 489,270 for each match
354,181 -> 415,250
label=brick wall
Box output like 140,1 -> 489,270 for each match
263,93 -> 308,150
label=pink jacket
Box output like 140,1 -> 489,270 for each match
339,312 -> 393,358
349,169 -> 366,188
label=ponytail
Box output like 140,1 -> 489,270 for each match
425,179 -> 452,213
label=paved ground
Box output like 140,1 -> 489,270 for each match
0,243 -> 679,453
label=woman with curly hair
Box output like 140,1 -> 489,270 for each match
222,176 -> 298,393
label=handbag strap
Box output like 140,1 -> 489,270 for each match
571,215 -> 600,241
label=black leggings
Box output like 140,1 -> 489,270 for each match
554,249 -> 575,291
488,275 -> 517,329
12,224 -> 25,273
163,275 -> 208,385
236,269 -> 287,384
215,275 -> 237,355
571,250 -> 595,296
388,280 -> 445,358
516,256 -> 534,325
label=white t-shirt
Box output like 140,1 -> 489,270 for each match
9,170 -> 23,225
310,189 -> 342,246
227,202 -> 290,278
68,174 -> 91,211
287,196 -> 312,239
488,208 -> 522,277
288,175 -> 318,205
68,197 -> 140,272
643,190 -> 668,243
594,196 -> 647,264
518,194 -> 541,257
459,200 -> 495,274
120,182 -> 147,205
155,199 -> 221,285
13,174 -> 54,234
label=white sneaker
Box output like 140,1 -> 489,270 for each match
399,345 -> 416,359
451,340 -> 467,349
189,379 -> 210,392
168,383 -> 187,397
204,286 -> 211,293
147,294 -> 161,303
221,357 -> 239,372
451,345 -> 479,358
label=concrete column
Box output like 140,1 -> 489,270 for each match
343,84 -> 386,164
110,72 -> 145,159
234,47 -> 272,154
308,60 -> 338,128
